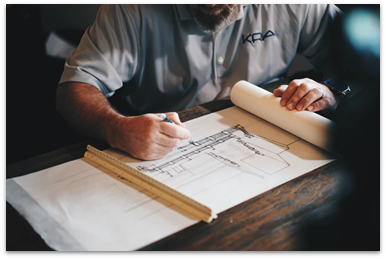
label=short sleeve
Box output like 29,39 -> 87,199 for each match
58,4 -> 139,97
297,4 -> 341,70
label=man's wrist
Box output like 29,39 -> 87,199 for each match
103,113 -> 127,147
322,78 -> 351,103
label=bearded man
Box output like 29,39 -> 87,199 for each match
56,4 -> 341,160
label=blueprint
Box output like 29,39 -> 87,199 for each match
6,106 -> 334,251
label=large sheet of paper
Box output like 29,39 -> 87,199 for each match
6,105 -> 334,251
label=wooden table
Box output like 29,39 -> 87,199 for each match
6,80 -> 351,251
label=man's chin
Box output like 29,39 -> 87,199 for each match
192,5 -> 233,33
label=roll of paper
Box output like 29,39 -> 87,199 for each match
230,80 -> 335,152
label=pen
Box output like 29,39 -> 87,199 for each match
160,113 -> 175,124
160,113 -> 198,146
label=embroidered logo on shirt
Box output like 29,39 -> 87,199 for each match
242,30 -> 275,44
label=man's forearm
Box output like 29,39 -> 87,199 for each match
56,82 -> 123,143
56,82 -> 191,160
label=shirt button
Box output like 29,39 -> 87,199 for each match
217,56 -> 224,65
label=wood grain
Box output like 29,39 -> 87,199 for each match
140,161 -> 346,251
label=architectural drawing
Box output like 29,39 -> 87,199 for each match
138,124 -> 299,193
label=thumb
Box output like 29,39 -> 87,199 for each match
166,112 -> 185,127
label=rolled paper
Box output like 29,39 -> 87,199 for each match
230,80 -> 335,152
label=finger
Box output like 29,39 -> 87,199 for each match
306,98 -> 328,112
273,84 -> 288,97
296,88 -> 323,111
124,134 -> 174,161
138,133 -> 175,159
155,132 -> 183,148
139,144 -> 174,160
165,112 -> 185,127
287,82 -> 317,111
159,121 -> 191,140
280,80 -> 301,107
287,82 -> 311,111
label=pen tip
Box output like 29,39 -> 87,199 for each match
189,140 -> 199,146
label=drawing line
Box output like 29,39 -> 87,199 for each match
138,124 -> 294,177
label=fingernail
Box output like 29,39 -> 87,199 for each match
280,99 -> 287,106
297,104 -> 303,111
307,105 -> 314,111
287,103 -> 294,110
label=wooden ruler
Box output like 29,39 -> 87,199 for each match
84,145 -> 217,223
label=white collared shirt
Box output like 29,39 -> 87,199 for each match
59,4 -> 340,114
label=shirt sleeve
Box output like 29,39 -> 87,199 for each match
58,4 -> 139,97
297,4 -> 342,71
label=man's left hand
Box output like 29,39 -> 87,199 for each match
273,78 -> 338,112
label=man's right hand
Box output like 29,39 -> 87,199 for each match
56,82 -> 190,161
107,112 -> 191,161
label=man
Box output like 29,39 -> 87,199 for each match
57,4 -> 341,160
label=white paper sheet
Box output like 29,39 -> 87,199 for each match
6,83 -> 335,251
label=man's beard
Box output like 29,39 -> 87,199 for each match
191,5 -> 234,33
